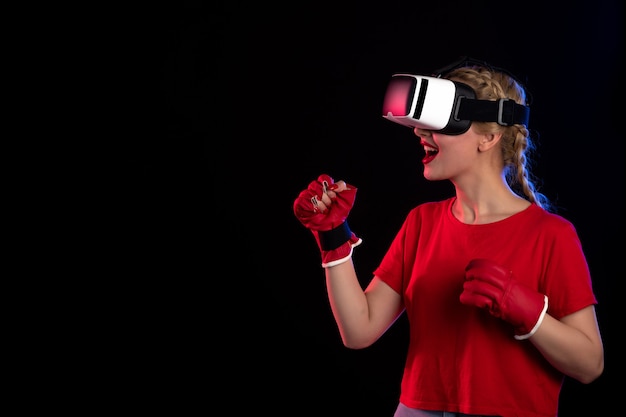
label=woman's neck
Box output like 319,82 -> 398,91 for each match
452,181 -> 530,224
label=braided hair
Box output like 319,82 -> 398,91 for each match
444,66 -> 553,212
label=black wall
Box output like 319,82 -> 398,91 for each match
121,2 -> 623,415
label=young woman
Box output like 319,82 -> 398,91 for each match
293,60 -> 604,417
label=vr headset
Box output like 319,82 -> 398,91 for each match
382,74 -> 530,135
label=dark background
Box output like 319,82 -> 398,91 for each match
120,2 -> 623,415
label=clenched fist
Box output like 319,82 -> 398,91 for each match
460,258 -> 548,340
293,174 -> 362,268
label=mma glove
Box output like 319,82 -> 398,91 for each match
460,258 -> 548,340
293,174 -> 362,268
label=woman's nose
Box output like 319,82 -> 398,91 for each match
414,127 -> 432,138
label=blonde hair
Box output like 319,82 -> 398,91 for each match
445,66 -> 552,211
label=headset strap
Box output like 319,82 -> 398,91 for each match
456,97 -> 530,127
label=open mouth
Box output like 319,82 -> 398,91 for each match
422,141 -> 439,164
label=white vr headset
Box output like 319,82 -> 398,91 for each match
382,74 -> 530,135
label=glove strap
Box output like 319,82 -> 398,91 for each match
514,295 -> 549,340
318,222 -> 352,250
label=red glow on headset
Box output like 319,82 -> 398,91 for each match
382,77 -> 415,117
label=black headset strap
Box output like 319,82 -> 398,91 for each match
433,55 -> 533,106
456,97 -> 530,127
432,56 -> 482,77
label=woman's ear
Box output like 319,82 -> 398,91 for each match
478,133 -> 502,152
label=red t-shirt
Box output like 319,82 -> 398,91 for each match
374,197 -> 597,417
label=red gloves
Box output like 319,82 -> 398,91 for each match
293,174 -> 362,268
460,258 -> 548,340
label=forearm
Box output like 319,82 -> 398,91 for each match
325,261 -> 379,349
529,308 -> 604,384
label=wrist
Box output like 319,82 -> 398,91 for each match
321,234 -> 362,268
514,295 -> 549,340
318,221 -> 353,250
